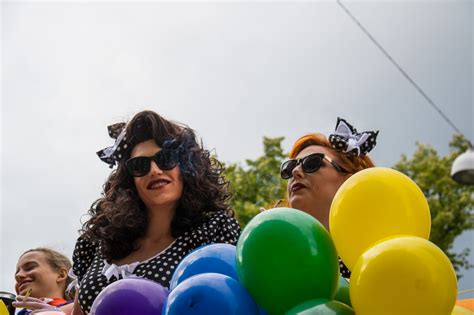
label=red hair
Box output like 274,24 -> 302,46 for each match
289,133 -> 375,173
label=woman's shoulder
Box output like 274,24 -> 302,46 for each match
196,210 -> 239,230
73,236 -> 99,260
188,210 -> 241,244
72,235 -> 100,280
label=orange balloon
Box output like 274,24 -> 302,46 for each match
456,298 -> 474,311
452,305 -> 474,315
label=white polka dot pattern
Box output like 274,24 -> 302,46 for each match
72,210 -> 240,314
339,258 -> 351,278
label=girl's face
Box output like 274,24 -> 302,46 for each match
131,139 -> 184,212
15,251 -> 67,298
287,145 -> 349,229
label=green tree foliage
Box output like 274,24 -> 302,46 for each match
223,137 -> 287,227
394,134 -> 474,275
226,135 -> 473,275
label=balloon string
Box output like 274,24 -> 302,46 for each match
458,289 -> 474,295
259,199 -> 282,212
272,199 -> 282,208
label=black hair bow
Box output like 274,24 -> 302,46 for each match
328,118 -> 379,156
96,123 -> 129,167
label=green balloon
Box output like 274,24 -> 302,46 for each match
334,277 -> 351,307
286,299 -> 355,315
236,208 -> 339,315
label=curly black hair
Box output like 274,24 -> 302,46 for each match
81,110 -> 233,261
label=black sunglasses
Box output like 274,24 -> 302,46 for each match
280,153 -> 348,179
125,150 -> 178,177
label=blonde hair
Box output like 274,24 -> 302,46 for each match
20,248 -> 74,300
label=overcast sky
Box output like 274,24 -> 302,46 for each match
2,1 -> 473,297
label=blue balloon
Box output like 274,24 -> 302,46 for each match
163,273 -> 259,315
169,243 -> 238,290
90,278 -> 168,315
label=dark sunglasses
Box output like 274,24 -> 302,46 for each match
280,153 -> 348,179
125,150 -> 178,177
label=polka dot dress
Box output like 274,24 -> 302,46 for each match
339,258 -> 351,278
72,211 -> 240,314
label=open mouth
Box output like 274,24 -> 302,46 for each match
147,178 -> 171,190
291,182 -> 306,193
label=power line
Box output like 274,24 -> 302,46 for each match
336,0 -> 472,147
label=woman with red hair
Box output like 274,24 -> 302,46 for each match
280,118 -> 378,277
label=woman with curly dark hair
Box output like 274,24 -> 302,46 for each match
70,110 -> 240,315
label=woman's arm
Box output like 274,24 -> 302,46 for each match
59,302 -> 75,315
61,293 -> 84,315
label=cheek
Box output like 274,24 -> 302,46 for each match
134,178 -> 147,194
326,177 -> 345,197
173,170 -> 184,190
38,269 -> 57,283
308,174 -> 337,199
31,268 -> 44,278
286,180 -> 292,195
308,177 -> 322,193
133,177 -> 141,188
175,179 -> 184,196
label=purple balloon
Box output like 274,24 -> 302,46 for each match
90,278 -> 169,315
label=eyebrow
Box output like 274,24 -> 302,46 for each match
131,149 -> 161,159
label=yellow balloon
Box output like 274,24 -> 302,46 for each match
0,301 -> 8,315
350,236 -> 457,315
452,305 -> 474,315
329,167 -> 431,269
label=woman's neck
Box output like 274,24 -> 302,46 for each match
41,290 -> 65,301
145,204 -> 175,240
114,205 -> 176,265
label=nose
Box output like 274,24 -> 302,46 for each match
15,270 -> 26,284
148,160 -> 164,176
291,163 -> 304,179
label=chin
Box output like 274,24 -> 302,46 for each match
289,201 -> 320,220
288,197 -> 307,212
148,198 -> 180,209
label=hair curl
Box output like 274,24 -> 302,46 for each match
81,110 -> 233,261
